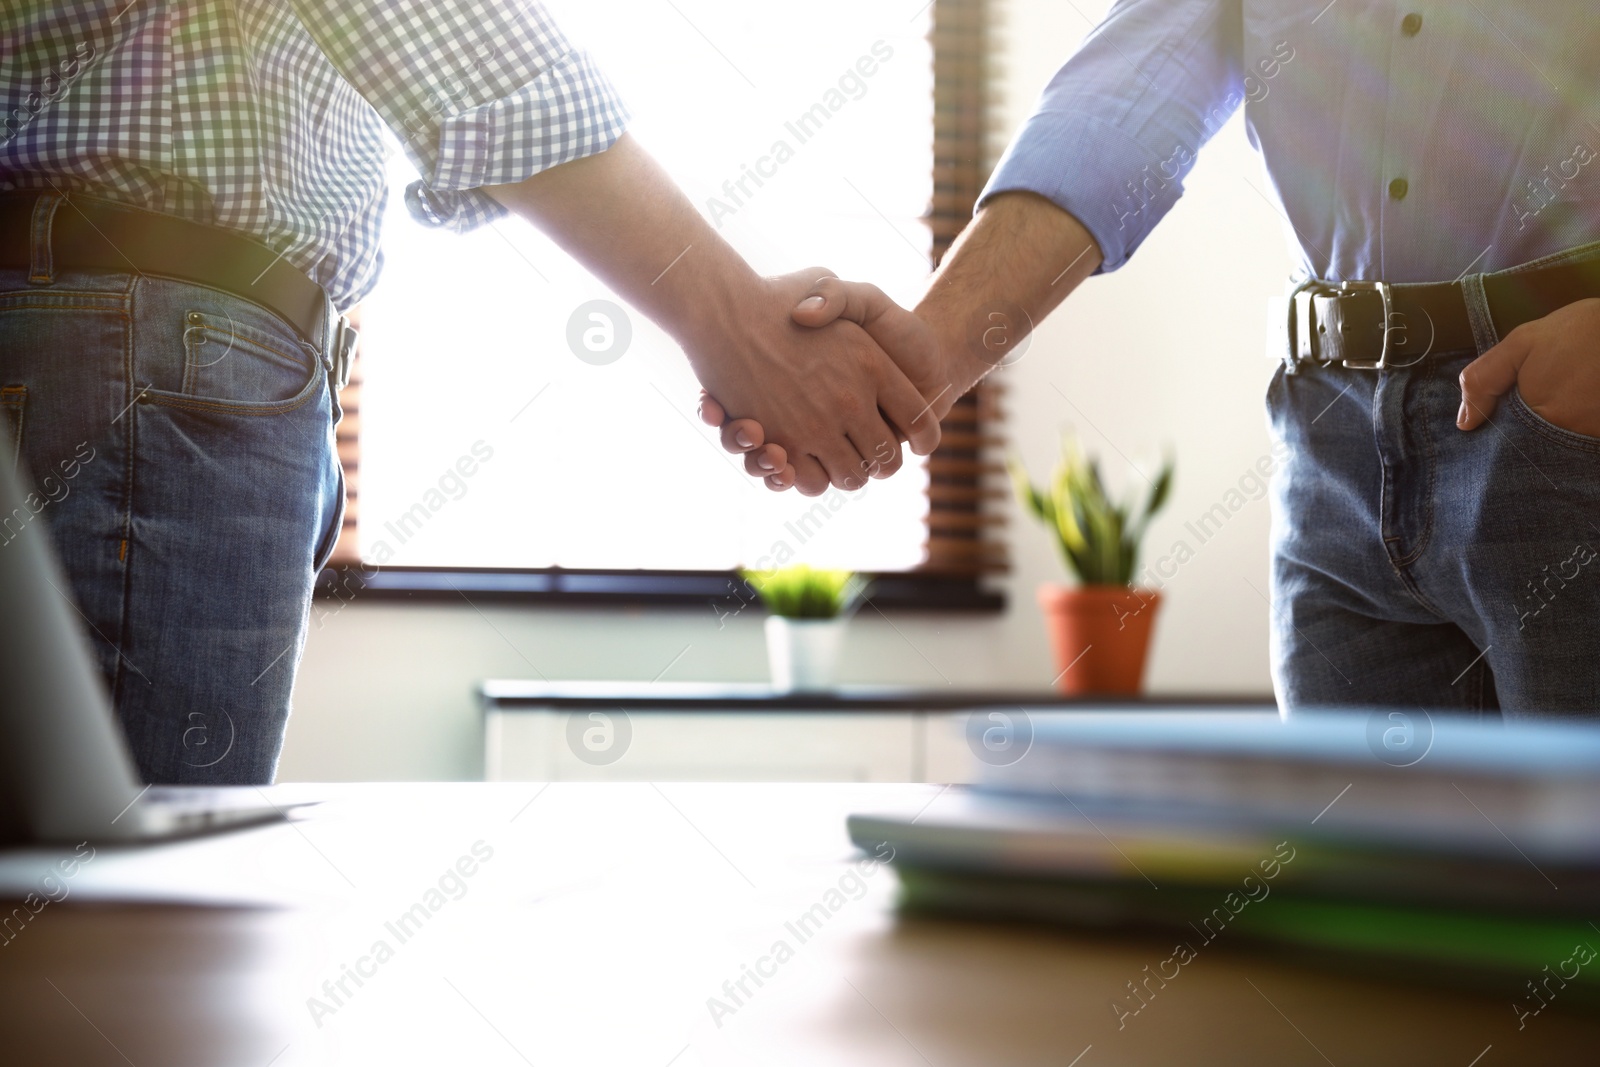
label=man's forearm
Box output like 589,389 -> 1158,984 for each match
482,133 -> 757,353
917,191 -> 1103,397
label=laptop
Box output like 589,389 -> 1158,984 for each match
0,432 -> 301,843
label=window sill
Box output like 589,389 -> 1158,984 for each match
313,566 -> 1006,613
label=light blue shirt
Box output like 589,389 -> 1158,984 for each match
983,1 -> 1599,283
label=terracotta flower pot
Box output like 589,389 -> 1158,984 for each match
1037,584 -> 1161,695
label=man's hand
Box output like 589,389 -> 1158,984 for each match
700,281 -> 967,487
1458,297 -> 1600,436
792,278 -> 958,415
678,268 -> 940,496
703,193 -> 1106,488
699,393 -> 797,492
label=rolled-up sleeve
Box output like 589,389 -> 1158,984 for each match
981,0 -> 1242,272
292,0 -> 629,232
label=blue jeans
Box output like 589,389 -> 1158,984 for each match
0,266 -> 344,783
1269,243 -> 1600,720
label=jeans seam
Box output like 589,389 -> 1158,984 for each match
175,310 -> 314,405
311,451 -> 347,573
1470,656 -> 1497,715
0,301 -> 130,314
1,385 -> 24,464
1507,388 -> 1600,453
1374,369 -> 1448,619
180,330 -> 199,397
147,323 -> 325,416
1389,371 -> 1439,570
1373,376 -> 1416,580
144,386 -> 320,417
113,277 -> 137,715
183,316 -> 314,373
1384,556 -> 1449,620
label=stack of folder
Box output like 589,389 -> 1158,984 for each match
847,711 -> 1600,1007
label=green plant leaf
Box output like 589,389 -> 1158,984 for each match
1009,430 -> 1176,589
1007,455 -> 1053,524
1145,458 -> 1174,518
740,565 -> 869,619
1052,463 -> 1088,559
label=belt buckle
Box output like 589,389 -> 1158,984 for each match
1336,280 -> 1395,370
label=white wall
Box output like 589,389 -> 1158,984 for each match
280,0 -> 1292,782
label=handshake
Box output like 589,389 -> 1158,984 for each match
689,268 -> 993,497
485,135 -> 1101,474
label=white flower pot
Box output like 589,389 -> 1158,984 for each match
765,616 -> 846,693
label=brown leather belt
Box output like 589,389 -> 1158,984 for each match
0,191 -> 331,348
1288,255 -> 1600,369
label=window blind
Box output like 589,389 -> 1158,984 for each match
919,0 -> 1009,577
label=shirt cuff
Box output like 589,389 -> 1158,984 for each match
404,47 -> 630,232
979,110 -> 1191,273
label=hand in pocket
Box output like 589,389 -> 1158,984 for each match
1459,297 -> 1600,438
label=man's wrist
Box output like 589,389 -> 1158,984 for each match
654,253 -> 767,358
909,194 -> 1102,424
918,302 -> 998,420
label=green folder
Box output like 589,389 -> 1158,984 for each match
895,865 -> 1600,1007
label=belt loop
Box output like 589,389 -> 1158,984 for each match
332,313 -> 355,392
1281,278 -> 1319,373
1459,271 -> 1500,355
320,292 -> 354,393
28,193 -> 64,285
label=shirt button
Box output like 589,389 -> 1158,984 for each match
1401,13 -> 1423,36
1389,177 -> 1409,201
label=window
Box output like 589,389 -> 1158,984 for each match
352,0 -> 937,574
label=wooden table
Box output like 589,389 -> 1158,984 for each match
0,783 -> 1593,1065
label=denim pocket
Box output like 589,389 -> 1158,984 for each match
147,311 -> 322,416
1506,387 -> 1600,453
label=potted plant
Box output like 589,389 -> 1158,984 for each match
741,565 -> 869,693
1011,434 -> 1173,695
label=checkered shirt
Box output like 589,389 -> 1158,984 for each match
0,1 -> 630,309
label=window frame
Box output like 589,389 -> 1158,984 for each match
317,0 -> 1006,612
313,565 -> 1003,611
